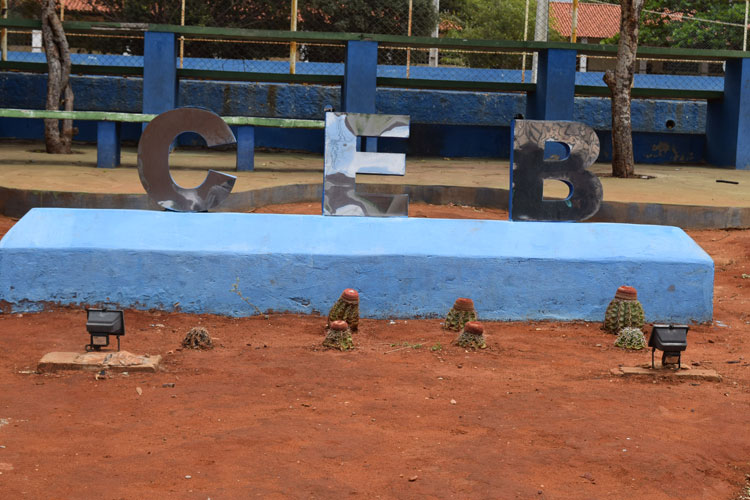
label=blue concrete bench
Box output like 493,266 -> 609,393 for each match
0,108 -> 324,171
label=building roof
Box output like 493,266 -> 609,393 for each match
550,1 -> 621,40
61,1 -> 99,13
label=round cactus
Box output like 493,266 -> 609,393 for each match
327,288 -> 360,332
182,326 -> 213,350
604,286 -> 645,334
614,327 -> 647,350
445,297 -> 477,332
455,321 -> 487,349
323,320 -> 354,351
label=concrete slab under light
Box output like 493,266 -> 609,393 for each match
37,351 -> 162,373
0,208 -> 714,322
611,365 -> 722,382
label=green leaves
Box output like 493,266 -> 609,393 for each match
81,0 -> 438,36
641,0 -> 748,50
442,0 -> 536,41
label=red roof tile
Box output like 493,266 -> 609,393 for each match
61,0 -> 100,13
550,1 -> 621,40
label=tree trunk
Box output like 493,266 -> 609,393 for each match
42,0 -> 74,154
603,0 -> 644,178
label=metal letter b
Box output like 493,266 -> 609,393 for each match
510,120 -> 603,221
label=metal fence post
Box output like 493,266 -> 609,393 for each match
532,0 -> 549,84
522,0 -> 531,82
290,0 -> 298,74
406,0 -> 413,78
180,0 -> 185,69
428,0 -> 439,67
571,0 -> 579,43
1,0 -> 7,62
744,0 -> 749,51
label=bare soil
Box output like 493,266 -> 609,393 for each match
1,205 -> 749,500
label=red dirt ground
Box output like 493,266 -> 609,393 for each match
1,205 -> 749,500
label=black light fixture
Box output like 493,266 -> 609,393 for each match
648,324 -> 689,369
85,309 -> 125,352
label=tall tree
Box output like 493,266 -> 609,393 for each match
640,0 -> 747,51
440,0 -> 562,68
603,0 -> 644,178
41,0 -> 74,153
442,0 -> 533,40
83,0 -> 437,61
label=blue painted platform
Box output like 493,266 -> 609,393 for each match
0,208 -> 713,322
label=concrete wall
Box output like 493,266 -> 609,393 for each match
0,71 -> 706,163
0,208 -> 715,322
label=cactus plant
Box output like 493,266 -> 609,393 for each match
603,286 -> 645,334
327,288 -> 359,332
455,321 -> 487,349
614,326 -> 647,350
323,320 -> 354,351
445,297 -> 477,332
182,326 -> 213,350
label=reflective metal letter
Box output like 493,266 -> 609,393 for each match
510,120 -> 603,221
138,107 -> 237,212
323,112 -> 410,216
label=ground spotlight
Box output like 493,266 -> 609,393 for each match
648,324 -> 688,369
85,309 -> 125,352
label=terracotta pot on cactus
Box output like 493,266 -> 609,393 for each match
323,320 -> 354,351
455,321 -> 487,349
603,286 -> 645,334
445,297 -> 477,332
327,288 -> 359,332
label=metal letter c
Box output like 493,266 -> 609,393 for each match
138,107 -> 237,212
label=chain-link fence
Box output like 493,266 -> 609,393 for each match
3,0 -> 145,67
2,0 -> 749,90
552,0 -> 746,92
